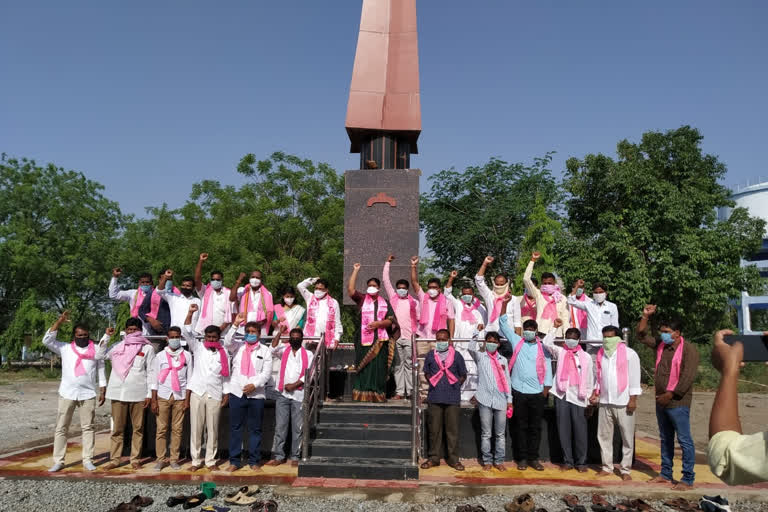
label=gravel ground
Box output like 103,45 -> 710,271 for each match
0,479 -> 762,512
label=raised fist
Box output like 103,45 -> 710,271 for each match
531,251 -> 541,261
238,272 -> 247,282
105,327 -> 116,336
59,310 -> 70,323
353,263 -> 361,271
199,253 -> 208,262
112,267 -> 122,278
234,311 -> 246,325
554,318 -> 563,329
643,304 -> 657,317
387,254 -> 395,263
280,324 -> 289,333
410,256 -> 419,266
164,269 -> 174,279
450,270 -> 459,278
484,256 -> 494,265
188,303 -> 199,313
576,279 -> 585,288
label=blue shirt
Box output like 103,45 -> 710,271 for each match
468,337 -> 512,410
424,349 -> 467,405
499,314 -> 553,394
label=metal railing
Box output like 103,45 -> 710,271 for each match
301,339 -> 327,462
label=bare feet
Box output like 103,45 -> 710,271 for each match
493,464 -> 507,471
481,464 -> 492,471
264,459 -> 284,466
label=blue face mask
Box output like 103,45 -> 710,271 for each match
244,333 -> 259,344
523,330 -> 537,342
435,341 -> 449,352
461,294 -> 473,304
165,280 -> 173,291
140,284 -> 152,293
660,332 -> 674,344
485,342 -> 498,353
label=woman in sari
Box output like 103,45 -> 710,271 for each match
347,263 -> 396,402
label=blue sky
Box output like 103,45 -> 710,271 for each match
2,1 -> 766,216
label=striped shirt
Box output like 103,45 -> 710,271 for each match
468,337 -> 512,410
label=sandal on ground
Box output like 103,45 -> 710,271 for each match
450,462 -> 465,471
590,506 -> 619,512
109,504 -> 139,512
529,460 -> 545,471
504,493 -> 535,512
183,494 -> 206,510
129,496 -> 154,508
563,495 -> 580,507
420,460 -> 438,469
167,495 -> 188,507
592,495 -> 611,507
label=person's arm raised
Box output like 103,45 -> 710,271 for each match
383,255 -> 397,300
230,272 -> 246,303
410,256 -> 422,294
347,263 -> 361,298
636,304 -> 658,347
194,253 -> 207,293
709,329 -> 743,437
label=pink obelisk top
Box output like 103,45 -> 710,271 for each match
345,0 -> 421,155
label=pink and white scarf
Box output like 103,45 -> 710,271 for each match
596,342 -> 627,395
305,293 -> 336,347
278,346 -> 308,392
110,332 -> 150,381
509,338 -> 546,384
158,349 -> 186,392
656,336 -> 685,392
71,340 -> 95,377
556,345 -> 590,400
429,346 -> 458,387
361,294 -> 388,346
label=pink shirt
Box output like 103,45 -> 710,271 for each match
417,289 -> 455,338
382,262 -> 421,340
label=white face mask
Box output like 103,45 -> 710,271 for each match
594,292 -> 606,304
210,280 -> 223,290
249,278 -> 261,287
396,288 -> 408,298
314,289 -> 326,299
167,338 -> 182,350
427,288 -> 439,298
366,286 -> 379,295
565,338 -> 580,349
284,297 -> 295,306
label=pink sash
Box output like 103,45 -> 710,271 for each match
489,295 -> 507,323
420,292 -> 447,333
596,342 -> 627,395
556,345 -> 590,400
110,333 -> 150,381
305,294 -> 336,347
274,304 -> 290,332
361,294 -> 388,346
541,292 -> 558,322
569,294 -> 588,330
487,351 -> 508,393
429,346 -> 458,386
158,350 -> 186,392
509,338 -> 546,384
656,336 -> 685,392
461,297 -> 482,323
131,288 -> 162,318
70,340 -> 95,377
240,341 -> 259,377
198,284 -> 232,331
240,285 -> 274,328
203,341 -> 230,377
278,346 -> 308,392
521,293 -> 536,319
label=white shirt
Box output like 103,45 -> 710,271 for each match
108,277 -> 152,335
566,295 -> 620,341
522,260 -> 570,336
273,343 -> 314,402
472,275 -> 521,333
235,286 -> 270,336
99,334 -> 155,402
597,344 -> 642,406
157,288 -> 201,333
444,286 -> 487,339
541,330 -> 595,407
297,278 -> 343,343
150,346 -> 192,400
223,327 -> 273,399
183,324 -> 228,401
43,329 -> 106,401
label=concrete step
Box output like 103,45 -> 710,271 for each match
319,406 -> 411,425
298,456 -> 418,480
314,422 -> 411,442
311,439 -> 411,459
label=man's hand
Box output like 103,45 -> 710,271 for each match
484,255 -> 494,265
542,387 -> 549,398
150,398 -> 159,415
626,396 -> 637,415
477,324 -> 484,331
502,293 -> 512,307
572,278 -> 585,295
531,251 -> 541,262
243,384 -> 256,395
147,316 -> 163,330
221,395 -> 229,408
280,324 -> 289,334
410,256 -> 419,266
712,329 -> 743,376
643,304 -> 657,317
112,267 -> 122,278
105,327 -> 115,337
353,263 -> 361,271
164,269 -> 174,279
98,389 -> 106,407
58,310 -> 70,324
554,318 -> 563,329
237,272 -> 247,283
199,253 -> 208,262
387,254 -> 395,263
655,391 -> 674,407
589,391 -> 599,405
188,303 -> 199,313
183,398 -> 190,411
450,270 -> 458,279
143,397 -> 151,409
367,321 -> 380,330
234,311 -> 246,326
284,382 -> 296,393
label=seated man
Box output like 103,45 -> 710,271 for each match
421,329 -> 467,471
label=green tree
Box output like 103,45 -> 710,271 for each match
420,155 -> 560,280
512,194 -> 563,290
558,126 -> 766,341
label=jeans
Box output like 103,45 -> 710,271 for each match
228,393 -> 265,467
478,403 -> 507,464
272,394 -> 303,461
656,404 -> 695,485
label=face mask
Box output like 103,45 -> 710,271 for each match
396,288 -> 408,298
603,336 -> 621,356
249,278 -> 261,287
565,338 -> 580,349
576,288 -> 584,297
210,280 -> 223,290
290,338 -> 303,350
461,294 -> 473,304
427,288 -> 439,298
180,287 -> 193,297
74,337 -> 90,348
523,330 -> 537,342
140,284 -> 152,293
485,342 -> 498,353
244,333 -> 260,344
167,337 -> 181,350
594,292 -> 606,304
165,280 -> 174,291
283,297 -> 295,306
660,332 -> 674,344
314,289 -> 326,299
366,286 -> 379,295
541,284 -> 559,296
435,341 -> 449,352
493,283 -> 509,296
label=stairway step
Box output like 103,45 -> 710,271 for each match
311,439 -> 411,459
298,456 -> 418,480
319,407 -> 411,425
314,422 -> 411,442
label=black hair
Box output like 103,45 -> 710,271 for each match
460,285 -> 475,293
167,326 -> 182,335
289,327 -> 304,338
523,319 -> 538,331
244,321 -> 262,332
592,282 -> 607,292
281,285 -> 297,297
427,277 -> 441,287
435,328 -> 451,338
204,325 -> 222,336
138,272 -> 152,282
210,270 -> 223,279
493,273 -> 507,283
366,277 -> 381,287
181,276 -> 195,284
485,331 -> 501,342
125,317 -> 143,330
660,318 -> 683,332
315,278 -> 329,289
565,327 -> 581,339
540,272 -> 555,281
601,325 -> 620,337
395,279 -> 410,288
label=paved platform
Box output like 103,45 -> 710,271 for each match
1,429 -> 765,497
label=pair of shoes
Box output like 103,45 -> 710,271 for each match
248,499 -> 278,512
529,460 -> 545,471
561,464 -> 575,471
154,461 -> 168,472
504,493 -> 534,512
83,461 -> 97,471
700,495 -> 731,512
102,460 -> 120,471
264,459 -> 284,466
224,485 -> 260,506
183,493 -> 207,510
449,461 -> 465,471
663,497 -> 699,512
111,496 -> 154,512
48,463 -> 64,473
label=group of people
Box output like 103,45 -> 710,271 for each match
43,251 -> 704,489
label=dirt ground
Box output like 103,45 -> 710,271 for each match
0,381 -> 766,456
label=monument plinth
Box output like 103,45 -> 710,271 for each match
343,0 -> 421,304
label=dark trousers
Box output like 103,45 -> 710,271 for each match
656,404 -> 696,485
427,402 -> 460,465
228,393 -> 265,467
555,396 -> 588,466
512,389 -> 545,462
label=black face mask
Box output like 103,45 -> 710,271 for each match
289,338 -> 303,350
180,288 -> 193,297
74,337 -> 90,348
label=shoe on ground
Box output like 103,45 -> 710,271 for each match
102,461 -> 120,471
169,461 -> 182,470
481,464 -> 492,470
83,461 -> 97,472
576,465 -> 588,473
516,461 -> 527,471
621,473 -> 632,481
167,495 -> 188,507
530,460 -> 545,471
226,464 -> 240,473
561,464 -> 574,471
48,463 -> 64,473
130,461 -> 142,470
493,464 -> 507,471
250,464 -> 261,471
188,464 -> 202,472
154,461 -> 167,472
